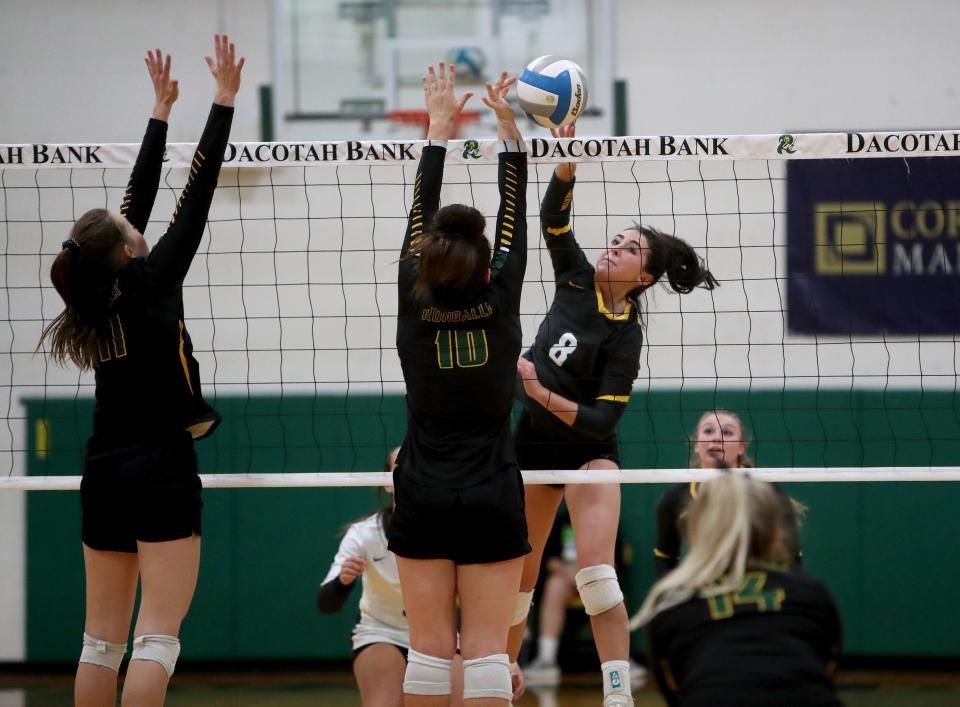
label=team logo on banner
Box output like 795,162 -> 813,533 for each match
778,134 -> 798,155
462,140 -> 481,159
814,202 -> 885,275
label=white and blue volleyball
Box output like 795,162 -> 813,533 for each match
517,56 -> 588,129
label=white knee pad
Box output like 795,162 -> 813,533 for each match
462,653 -> 512,701
79,633 -> 126,673
511,590 -> 534,626
403,649 -> 453,696
575,565 -> 624,616
130,634 -> 181,678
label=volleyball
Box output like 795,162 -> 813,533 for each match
517,55 -> 588,129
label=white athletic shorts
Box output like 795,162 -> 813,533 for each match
351,614 -> 410,653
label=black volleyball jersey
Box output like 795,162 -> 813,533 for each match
654,481 -> 804,577
521,174 -> 642,442
648,567 -> 842,707
397,142 -> 527,488
88,105 -> 233,455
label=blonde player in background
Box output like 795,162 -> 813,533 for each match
633,471 -> 841,706
653,410 -> 803,578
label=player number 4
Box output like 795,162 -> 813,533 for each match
707,571 -> 786,620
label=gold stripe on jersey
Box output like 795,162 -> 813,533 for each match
560,190 -> 574,212
178,319 -> 195,395
167,151 -> 207,228
498,162 -> 518,252
597,394 -> 629,403
120,174 -> 135,217
594,284 -> 634,321
658,660 -> 680,692
409,173 -> 424,243
545,224 -> 572,236
653,548 -> 675,559
689,481 -> 699,499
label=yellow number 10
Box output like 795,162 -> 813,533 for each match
435,329 -> 488,369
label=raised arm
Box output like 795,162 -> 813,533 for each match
120,49 -> 180,234
483,72 -> 527,307
541,124 -> 591,282
143,34 -> 242,289
399,63 -> 473,262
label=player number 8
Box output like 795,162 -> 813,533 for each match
548,332 -> 577,366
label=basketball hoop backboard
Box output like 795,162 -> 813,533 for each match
272,0 -> 615,141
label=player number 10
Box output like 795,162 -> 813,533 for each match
435,329 -> 488,369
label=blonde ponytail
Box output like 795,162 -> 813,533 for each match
630,473 -> 784,630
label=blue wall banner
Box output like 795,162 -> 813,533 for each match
788,156 -> 960,334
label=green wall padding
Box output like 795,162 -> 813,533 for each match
24,390 -> 960,661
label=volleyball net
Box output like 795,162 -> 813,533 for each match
2,131 -> 960,489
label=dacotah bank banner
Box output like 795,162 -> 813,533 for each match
788,157 -> 960,335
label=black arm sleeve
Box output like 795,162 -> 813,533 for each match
142,103 -> 234,289
316,576 -> 357,614
540,173 -> 591,282
489,144 -> 528,311
120,118 -> 168,234
400,145 -> 445,258
569,399 -> 628,439
654,485 -> 686,577
398,144 -> 446,304
570,325 -> 641,437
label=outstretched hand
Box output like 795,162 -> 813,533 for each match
482,71 -> 521,141
551,123 -> 576,181
146,49 -> 179,122
422,62 -> 473,141
481,71 -> 516,122
205,33 -> 244,107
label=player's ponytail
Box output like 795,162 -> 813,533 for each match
630,224 -> 718,299
629,472 -> 786,630
410,204 -> 490,304
38,209 -> 127,370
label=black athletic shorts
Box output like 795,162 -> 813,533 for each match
387,465 -> 531,564
81,431 -> 202,553
514,413 -> 620,488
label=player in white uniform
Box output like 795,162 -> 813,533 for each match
318,450 -> 409,706
317,451 -> 524,705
